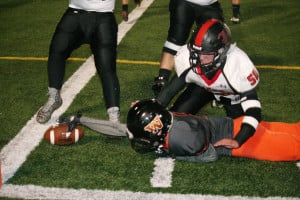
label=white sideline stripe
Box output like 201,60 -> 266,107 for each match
151,158 -> 175,188
0,184 -> 298,200
0,0 -> 155,185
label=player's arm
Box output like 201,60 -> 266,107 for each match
175,144 -> 218,163
156,74 -> 186,107
214,89 -> 261,149
235,89 -> 262,146
152,68 -> 172,97
134,0 -> 142,7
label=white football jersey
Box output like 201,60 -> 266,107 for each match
69,0 -> 116,12
185,0 -> 218,6
174,44 -> 259,104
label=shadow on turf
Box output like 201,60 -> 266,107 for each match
0,0 -> 33,9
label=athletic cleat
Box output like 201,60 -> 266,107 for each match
36,88 -> 62,124
59,112 -> 82,132
230,16 -> 240,24
107,106 -> 120,123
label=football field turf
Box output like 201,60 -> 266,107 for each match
0,0 -> 299,199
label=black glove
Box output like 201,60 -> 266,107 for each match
152,76 -> 168,97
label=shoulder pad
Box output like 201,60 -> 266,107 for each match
174,45 -> 191,77
223,46 -> 259,93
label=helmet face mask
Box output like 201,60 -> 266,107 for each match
130,137 -> 160,154
189,19 -> 231,78
126,99 -> 172,153
199,52 -> 216,66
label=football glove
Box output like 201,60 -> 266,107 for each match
152,76 -> 168,97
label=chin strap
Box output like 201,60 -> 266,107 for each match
155,145 -> 172,158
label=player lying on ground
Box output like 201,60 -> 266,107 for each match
61,99 -> 300,162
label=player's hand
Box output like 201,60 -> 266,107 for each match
214,138 -> 240,149
121,5 -> 128,21
134,0 -> 142,7
130,100 -> 140,108
121,10 -> 128,21
152,76 -> 168,97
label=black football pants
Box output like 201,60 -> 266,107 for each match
164,0 -> 224,54
47,8 -> 120,108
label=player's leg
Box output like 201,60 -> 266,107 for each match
59,113 -> 126,137
91,13 -> 120,123
36,9 -> 84,124
152,0 -> 195,96
230,0 -> 241,23
195,1 -> 224,25
170,84 -> 214,114
260,121 -> 300,134
232,119 -> 300,161
161,0 -> 194,70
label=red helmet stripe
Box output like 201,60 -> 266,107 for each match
194,19 -> 219,47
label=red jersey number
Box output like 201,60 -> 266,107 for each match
247,69 -> 259,86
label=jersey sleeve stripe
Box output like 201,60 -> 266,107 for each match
242,116 -> 259,129
241,99 -> 261,112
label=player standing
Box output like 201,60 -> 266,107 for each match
36,0 -> 130,124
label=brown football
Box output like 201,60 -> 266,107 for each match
44,123 -> 84,145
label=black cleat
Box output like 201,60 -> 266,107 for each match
59,112 -> 82,132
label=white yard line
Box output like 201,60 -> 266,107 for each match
1,184 -> 299,200
0,1 -> 297,200
151,158 -> 175,188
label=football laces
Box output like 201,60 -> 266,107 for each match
65,131 -> 72,139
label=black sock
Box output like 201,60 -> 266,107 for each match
232,4 -> 240,17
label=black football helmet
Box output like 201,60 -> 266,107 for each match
126,99 -> 172,153
189,19 -> 231,78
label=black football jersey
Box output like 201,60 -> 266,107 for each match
166,114 -> 234,157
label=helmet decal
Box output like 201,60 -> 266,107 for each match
144,115 -> 163,135
126,99 -> 172,153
